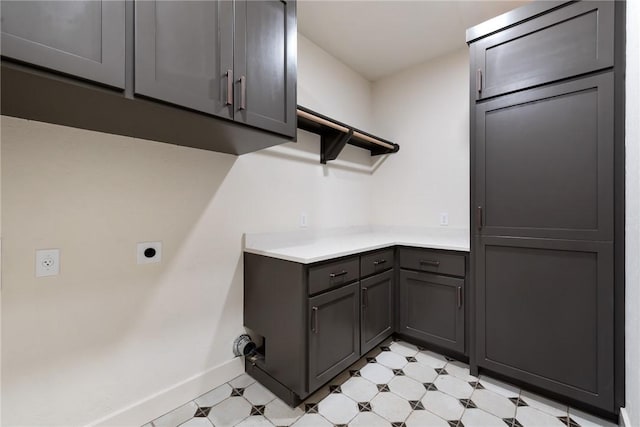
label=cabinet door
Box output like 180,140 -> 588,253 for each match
476,237 -> 614,411
1,1 -> 125,88
399,270 -> 464,354
472,1 -> 614,100
234,0 -> 296,137
135,1 -> 233,118
475,73 -> 614,242
361,270 -> 394,355
308,282 -> 359,392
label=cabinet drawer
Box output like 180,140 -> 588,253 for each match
360,248 -> 394,278
399,248 -> 465,277
473,1 -> 614,100
308,257 -> 359,295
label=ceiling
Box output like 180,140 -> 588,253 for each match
298,0 -> 530,81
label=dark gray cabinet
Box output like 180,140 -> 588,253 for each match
234,0 -> 297,137
308,282 -> 360,392
398,270 -> 465,354
135,0 -> 296,136
476,237 -> 614,410
135,1 -> 234,117
361,270 -> 394,355
0,0 -> 125,88
1,0 -> 296,154
476,72 -> 614,242
245,246 -> 428,406
468,0 -> 623,416
471,1 -> 614,100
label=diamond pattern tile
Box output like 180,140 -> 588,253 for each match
290,413 -> 331,426
471,388 -> 517,418
341,377 -> 378,402
207,396 -> 252,427
263,399 -> 304,426
144,339 -> 602,427
444,361 -> 477,382
434,374 -> 474,399
371,391 -> 412,423
461,408 -> 508,426
317,393 -> 358,424
516,406 -> 567,426
360,363 -> 395,384
406,410 -> 449,427
349,411 -> 391,426
376,351 -> 409,370
403,362 -> 438,383
388,375 -> 427,401
421,390 -> 465,420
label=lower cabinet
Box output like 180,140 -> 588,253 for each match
308,282 -> 360,392
244,246 -> 465,406
361,270 -> 394,354
398,270 -> 465,354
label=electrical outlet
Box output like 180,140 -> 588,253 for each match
137,241 -> 162,264
440,212 -> 449,226
300,212 -> 308,228
36,249 -> 60,277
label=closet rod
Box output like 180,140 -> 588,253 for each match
296,109 -> 395,150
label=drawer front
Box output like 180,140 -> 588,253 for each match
308,257 -> 359,295
473,1 -> 614,100
360,248 -> 394,278
399,248 -> 465,277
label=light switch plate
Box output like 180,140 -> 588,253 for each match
36,249 -> 60,277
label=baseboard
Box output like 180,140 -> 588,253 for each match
620,407 -> 632,427
88,357 -> 244,427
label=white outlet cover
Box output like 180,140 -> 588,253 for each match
36,249 -> 60,277
440,212 -> 449,226
137,241 -> 162,264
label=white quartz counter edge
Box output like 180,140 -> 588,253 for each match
244,229 -> 470,264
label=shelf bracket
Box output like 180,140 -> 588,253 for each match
321,128 -> 354,164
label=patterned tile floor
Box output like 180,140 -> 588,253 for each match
144,338 -> 617,427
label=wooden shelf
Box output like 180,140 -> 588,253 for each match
296,106 -> 399,164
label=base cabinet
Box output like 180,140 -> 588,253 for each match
244,246 -> 465,405
398,270 -> 465,354
308,283 -> 360,392
361,270 -> 394,355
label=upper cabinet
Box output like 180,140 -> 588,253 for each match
135,1 -> 234,119
0,0 -> 125,88
234,0 -> 297,137
135,0 -> 296,136
470,1 -> 614,100
1,0 -> 297,154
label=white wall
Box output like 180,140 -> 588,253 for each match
624,0 -> 640,425
298,35 -> 373,130
370,48 -> 470,228
0,34 -> 374,427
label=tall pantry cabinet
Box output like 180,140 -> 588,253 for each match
467,0 -> 625,417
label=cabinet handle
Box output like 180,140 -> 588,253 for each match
329,270 -> 348,278
226,70 -> 233,106
476,206 -> 483,230
457,287 -> 463,309
311,306 -> 318,333
362,287 -> 368,308
476,68 -> 483,94
373,259 -> 387,266
419,259 -> 440,267
239,75 -> 246,110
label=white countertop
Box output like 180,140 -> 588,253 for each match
244,226 -> 470,264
